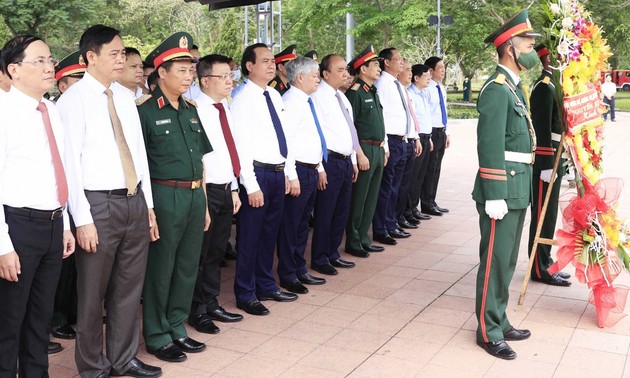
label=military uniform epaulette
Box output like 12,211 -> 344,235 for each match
542,76 -> 551,84
494,74 -> 506,85
350,83 -> 361,91
269,80 -> 277,88
183,96 -> 197,107
135,94 -> 152,106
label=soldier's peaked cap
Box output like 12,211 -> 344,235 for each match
484,9 -> 541,47
275,44 -> 297,64
535,44 -> 550,58
349,44 -> 380,70
55,51 -> 86,82
147,32 -> 195,69
304,50 -> 317,59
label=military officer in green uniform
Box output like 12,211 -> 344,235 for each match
269,44 -> 297,95
137,32 -> 213,363
345,45 -> 387,258
528,45 -> 571,287
472,9 -> 540,360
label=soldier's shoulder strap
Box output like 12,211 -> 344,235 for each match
183,96 -> 197,107
269,80 -> 278,88
494,73 -> 506,85
135,94 -> 152,106
350,83 -> 361,92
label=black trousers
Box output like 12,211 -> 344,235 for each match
406,134 -> 432,216
395,139 -> 417,220
0,208 -> 64,377
190,184 -> 234,316
421,128 -> 447,210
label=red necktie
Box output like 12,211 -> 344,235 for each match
405,89 -> 421,132
213,102 -> 241,178
37,102 -> 68,206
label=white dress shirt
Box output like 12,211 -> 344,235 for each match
56,72 -> 153,227
184,81 -> 202,100
601,81 -> 616,98
374,71 -> 408,136
282,86 -> 324,180
230,80 -> 288,194
0,87 -> 70,254
423,79 -> 449,131
408,84 -> 433,135
310,80 -> 356,164
196,92 -> 238,190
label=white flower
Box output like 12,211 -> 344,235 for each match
562,17 -> 574,29
557,41 -> 570,55
550,4 -> 561,14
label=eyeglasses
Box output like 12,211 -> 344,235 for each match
15,57 -> 58,67
203,73 -> 235,81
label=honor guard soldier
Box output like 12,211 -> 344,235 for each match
528,45 -> 571,287
49,50 -> 86,344
269,44 -> 297,96
344,45 -> 387,258
138,32 -> 213,363
304,50 -> 318,63
472,9 -> 540,360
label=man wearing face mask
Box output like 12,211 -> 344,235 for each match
472,9 -> 539,360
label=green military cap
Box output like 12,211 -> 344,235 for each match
275,44 -> 297,64
535,44 -> 550,58
55,51 -> 86,82
146,32 -> 195,69
304,50 -> 318,60
484,8 -> 541,47
348,44 -> 379,71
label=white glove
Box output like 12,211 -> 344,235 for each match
485,199 -> 508,220
539,169 -> 555,183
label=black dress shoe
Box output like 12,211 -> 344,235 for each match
281,280 -> 309,294
412,208 -> 430,220
374,233 -> 397,245
259,290 -> 298,302
330,259 -> 355,268
150,342 -> 186,362
96,373 -> 110,378
297,272 -> 326,285
188,314 -> 220,334
113,357 -> 162,377
345,248 -> 371,258
404,215 -> 420,225
531,274 -> 571,287
362,244 -> 384,252
398,219 -> 419,229
312,263 -> 339,275
435,205 -> 449,213
476,339 -> 516,360
422,207 -> 443,216
389,229 -> 410,239
556,271 -> 571,279
503,327 -> 531,341
51,324 -> 76,340
237,299 -> 269,316
174,337 -> 206,353
48,341 -> 63,354
207,307 -> 243,323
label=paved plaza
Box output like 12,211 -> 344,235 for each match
50,113 -> 630,377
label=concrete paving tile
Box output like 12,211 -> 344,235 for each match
413,306 -> 473,328
396,322 -> 459,345
217,353 -> 294,377
429,344 -> 495,375
204,328 -> 271,353
568,328 -> 630,354
348,354 -> 424,377
233,313 -> 298,335
386,288 -> 440,306
324,328 -> 391,353
277,320 -> 342,344
429,294 -> 475,312
380,265 -> 426,278
416,269 -> 465,284
485,358 -> 556,378
556,346 -> 626,377
401,278 -> 454,294
298,345 -> 371,375
250,336 -> 320,364
182,346 -> 243,373
417,363 -> 484,377
303,306 -> 363,327
518,320 -> 576,346
279,364 -> 344,378
375,336 -> 442,364
325,293 -> 381,312
346,313 -> 411,336
346,282 -> 398,299
366,299 -> 423,320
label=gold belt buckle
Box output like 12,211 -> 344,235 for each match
379,141 -> 385,147
191,180 -> 201,189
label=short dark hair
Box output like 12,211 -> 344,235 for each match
319,54 -> 342,77
79,24 -> 121,66
241,43 -> 268,77
424,56 -> 443,70
411,64 -> 430,82
125,47 -> 141,58
378,47 -> 396,70
143,60 -> 154,69
147,70 -> 159,89
191,44 -> 199,51
197,54 -> 231,80
1,35 -> 43,79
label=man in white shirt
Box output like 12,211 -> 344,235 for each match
404,64 -> 434,224
189,54 -> 244,335
310,54 -> 359,274
117,47 -> 146,99
230,43 -> 297,316
601,74 -> 616,122
0,34 -> 75,377
373,47 -> 412,245
56,25 -> 160,378
421,56 -> 451,216
277,57 -> 327,294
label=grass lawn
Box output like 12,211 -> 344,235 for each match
614,90 -> 630,112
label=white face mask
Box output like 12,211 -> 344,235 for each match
232,68 -> 242,82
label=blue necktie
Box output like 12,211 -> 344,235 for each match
436,84 -> 447,127
307,97 -> 328,162
263,90 -> 288,158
